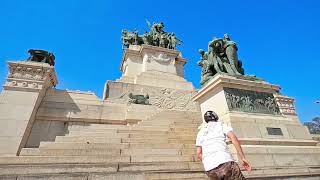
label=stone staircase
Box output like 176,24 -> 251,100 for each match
0,110 -> 209,180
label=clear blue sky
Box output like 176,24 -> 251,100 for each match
0,0 -> 319,123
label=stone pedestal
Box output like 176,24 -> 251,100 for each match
0,61 -> 57,155
101,45 -> 199,122
192,74 -> 320,177
117,45 -> 194,91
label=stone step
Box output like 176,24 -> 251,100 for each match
67,125 -> 119,129
121,148 -> 181,156
137,120 -> 171,124
0,156 -> 130,164
130,155 -> 195,163
160,178 -> 207,180
173,121 -> 201,126
138,122 -> 199,128
181,144 -> 196,149
126,133 -> 170,138
170,131 -> 197,135
19,148 -> 40,156
170,125 -> 199,129
122,138 -> 169,143
171,127 -> 197,132
55,136 -> 123,143
40,142 -> 129,149
68,129 -> 117,134
69,123 -> 197,132
118,129 -> 168,134
20,148 -> 121,156
147,172 -> 207,180
127,133 -> 196,139
0,164 -> 118,176
39,142 -> 195,150
155,114 -> 201,119
131,126 -> 169,131
136,123 -> 170,128
1,155 -> 195,164
0,173 -> 208,180
169,135 -> 197,139
153,111 -> 199,116
74,125 -> 196,134
152,115 -> 197,118
69,127 -> 124,132
0,162 -> 202,176
20,148 -> 196,157
67,131 -> 126,137
118,162 -> 203,172
68,123 -> 129,129
129,143 -> 195,149
180,149 -> 197,155
124,131 -> 170,136
168,139 -> 195,144
68,126 -> 130,132
150,118 -> 198,124
187,162 -> 204,170
139,118 -> 199,123
57,135 -> 195,144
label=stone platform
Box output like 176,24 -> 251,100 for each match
193,74 -> 320,179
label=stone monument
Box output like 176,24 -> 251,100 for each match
0,23 -> 319,179
0,23 -> 206,180
193,35 -> 320,178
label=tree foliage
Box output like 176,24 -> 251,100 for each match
304,117 -> 320,134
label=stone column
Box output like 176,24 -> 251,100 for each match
0,61 -> 57,156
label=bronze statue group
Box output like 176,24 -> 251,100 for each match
121,21 -> 182,50
198,34 -> 245,86
26,22 -> 246,85
27,21 -> 250,89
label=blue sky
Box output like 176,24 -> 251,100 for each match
0,0 -> 319,123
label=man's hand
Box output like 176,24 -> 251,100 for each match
241,158 -> 252,174
227,131 -> 253,174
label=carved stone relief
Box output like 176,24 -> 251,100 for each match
274,95 -> 297,115
4,61 -> 57,90
224,87 -> 280,115
106,82 -> 198,111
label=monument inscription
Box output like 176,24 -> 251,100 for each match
266,127 -> 283,136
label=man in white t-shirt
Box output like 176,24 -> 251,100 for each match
196,111 -> 252,179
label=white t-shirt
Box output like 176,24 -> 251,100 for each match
196,121 -> 234,171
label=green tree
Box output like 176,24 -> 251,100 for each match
304,117 -> 320,134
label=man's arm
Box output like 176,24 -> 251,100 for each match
227,131 -> 252,173
196,146 -> 202,161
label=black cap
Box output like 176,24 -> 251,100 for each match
204,111 -> 219,123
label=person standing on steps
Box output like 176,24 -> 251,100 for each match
196,111 -> 252,180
